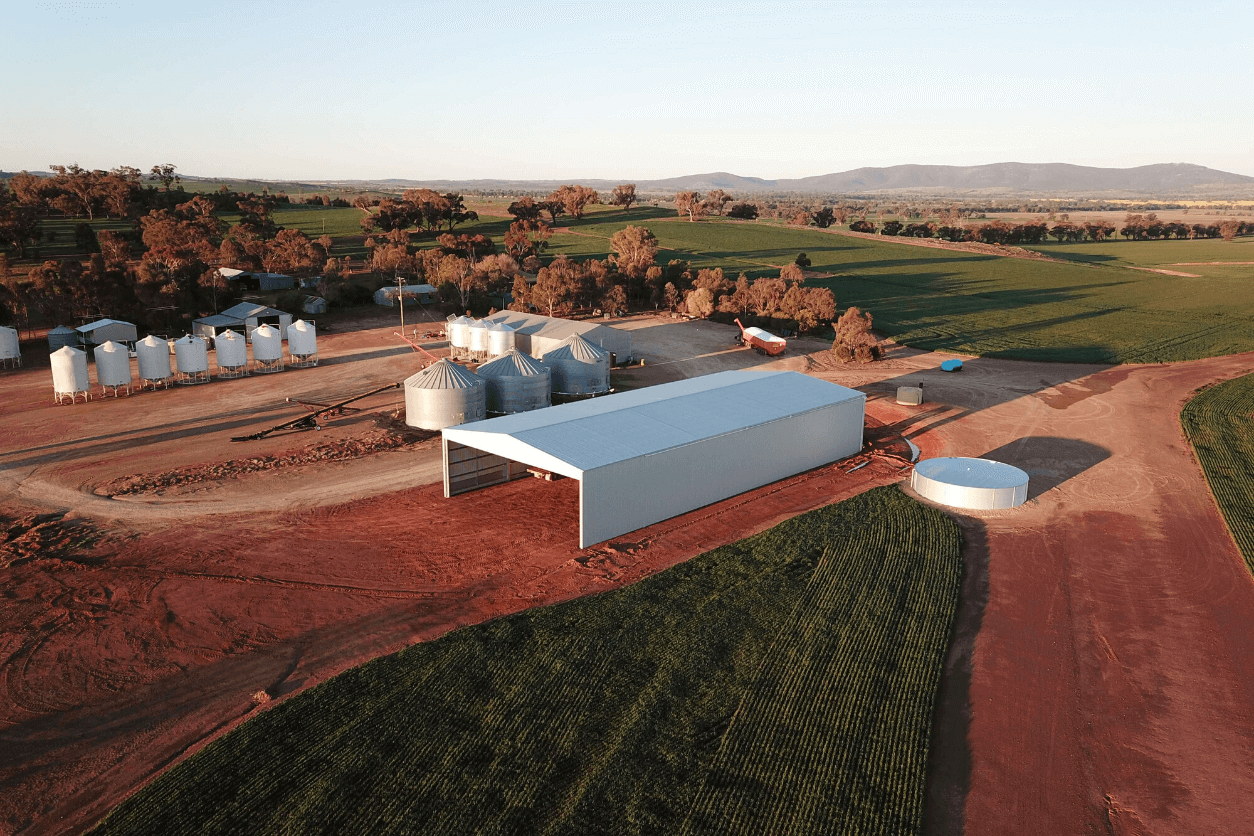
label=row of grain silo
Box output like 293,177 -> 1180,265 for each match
447,316 -> 516,361
50,322 -> 318,404
403,333 -> 611,430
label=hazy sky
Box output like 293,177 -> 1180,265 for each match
3,0 -> 1251,181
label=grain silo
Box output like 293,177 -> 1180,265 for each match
47,326 -> 78,352
476,349 -> 551,415
94,340 -> 133,396
51,345 -> 90,403
287,319 -> 318,367
174,335 -> 210,385
136,335 -> 173,389
487,321 -> 516,357
214,329 -> 249,378
404,359 -> 486,430
447,316 -> 473,359
251,324 -> 283,373
542,334 -> 611,397
0,326 -> 20,368
467,320 -> 490,361
911,457 -> 1029,510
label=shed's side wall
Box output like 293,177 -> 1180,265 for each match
578,397 -> 864,547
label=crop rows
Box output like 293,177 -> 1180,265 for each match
1181,372 -> 1254,572
91,487 -> 962,836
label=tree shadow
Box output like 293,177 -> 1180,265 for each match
980,437 -> 1111,500
924,515 -> 988,836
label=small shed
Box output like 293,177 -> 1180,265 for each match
374,284 -> 441,307
303,296 -> 327,315
76,318 -> 138,348
217,268 -> 294,292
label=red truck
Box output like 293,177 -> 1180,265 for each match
734,318 -> 787,356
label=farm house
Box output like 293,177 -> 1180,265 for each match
75,319 -> 138,348
442,370 -> 865,547
481,311 -> 632,365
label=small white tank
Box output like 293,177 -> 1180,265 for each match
47,325 -> 78,352
215,329 -> 249,377
251,324 -> 283,373
94,340 -> 133,395
468,320 -> 490,356
136,335 -> 173,388
287,319 -> 317,367
0,326 -> 20,368
487,322 -> 516,357
51,345 -> 90,403
174,335 -> 210,384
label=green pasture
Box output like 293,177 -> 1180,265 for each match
90,486 -> 962,836
1026,238 -> 1254,277
1181,372 -> 1254,573
534,214 -> 1254,363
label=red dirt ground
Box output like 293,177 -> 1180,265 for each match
3,316 -> 1254,835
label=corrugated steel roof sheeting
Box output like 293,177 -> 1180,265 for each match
443,370 -> 864,475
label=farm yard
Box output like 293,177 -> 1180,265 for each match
2,306 -> 1254,835
89,487 -> 961,836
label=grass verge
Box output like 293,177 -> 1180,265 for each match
1181,372 -> 1254,572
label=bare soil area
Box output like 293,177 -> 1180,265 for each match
3,315 -> 1254,836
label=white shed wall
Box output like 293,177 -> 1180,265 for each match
578,398 -> 863,547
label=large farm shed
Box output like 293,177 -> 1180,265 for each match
76,318 -> 137,347
442,370 -> 866,547
193,303 -> 292,342
481,311 -> 632,364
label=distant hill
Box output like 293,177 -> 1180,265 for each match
311,163 -> 1254,195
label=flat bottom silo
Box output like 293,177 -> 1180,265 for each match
404,359 -> 486,430
542,334 -> 610,398
476,349 -> 551,415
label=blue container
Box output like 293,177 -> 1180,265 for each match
940,358 -> 963,372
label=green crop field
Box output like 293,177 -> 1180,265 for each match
1181,372 -> 1254,573
90,486 -> 961,836
530,212 -> 1254,363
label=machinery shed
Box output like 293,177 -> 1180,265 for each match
442,370 -> 865,547
481,311 -> 632,364
76,318 -> 138,347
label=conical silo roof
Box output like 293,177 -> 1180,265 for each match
405,358 -> 483,390
543,333 -> 609,362
476,349 -> 547,378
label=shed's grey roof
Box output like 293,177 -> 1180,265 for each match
219,302 -> 288,319
482,311 -> 623,344
76,318 -> 135,333
194,314 -> 245,327
444,370 -> 864,475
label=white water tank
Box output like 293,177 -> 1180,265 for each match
215,329 -> 248,373
404,359 -> 486,430
477,349 -> 551,415
51,345 -> 89,399
251,324 -> 283,361
0,326 -> 19,365
48,325 -> 78,352
287,319 -> 317,359
136,335 -> 172,383
487,321 -> 516,357
94,340 -> 133,388
174,335 -> 209,373
448,316 -> 473,350
911,457 -> 1030,510
542,334 -> 611,396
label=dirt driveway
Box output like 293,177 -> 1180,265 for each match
3,315 -> 1254,835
